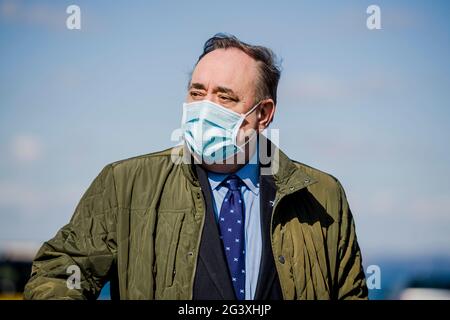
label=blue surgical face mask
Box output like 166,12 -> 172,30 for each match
181,99 -> 260,163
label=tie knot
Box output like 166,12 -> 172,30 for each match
224,175 -> 242,191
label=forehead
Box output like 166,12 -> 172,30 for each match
191,48 -> 259,96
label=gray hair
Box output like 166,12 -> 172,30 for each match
195,33 -> 282,105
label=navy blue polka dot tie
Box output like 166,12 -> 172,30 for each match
219,175 -> 246,300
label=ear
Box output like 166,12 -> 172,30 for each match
257,99 -> 276,131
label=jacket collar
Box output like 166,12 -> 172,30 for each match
177,134 -> 318,195
266,139 -> 318,196
207,149 -> 260,195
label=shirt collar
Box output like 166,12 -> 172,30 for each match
207,150 -> 260,195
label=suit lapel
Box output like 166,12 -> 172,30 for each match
254,173 -> 279,299
194,164 -> 236,299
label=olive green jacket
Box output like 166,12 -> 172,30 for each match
24,142 -> 368,300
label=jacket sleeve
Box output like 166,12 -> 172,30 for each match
24,165 -> 118,300
335,181 -> 368,300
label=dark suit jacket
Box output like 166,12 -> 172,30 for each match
192,163 -> 283,300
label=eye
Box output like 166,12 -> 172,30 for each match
219,95 -> 232,102
190,91 -> 204,99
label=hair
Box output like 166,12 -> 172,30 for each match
194,33 -> 282,105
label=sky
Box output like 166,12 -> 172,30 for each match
1,0 -> 450,268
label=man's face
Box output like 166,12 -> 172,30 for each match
185,48 -> 275,172
186,48 -> 261,135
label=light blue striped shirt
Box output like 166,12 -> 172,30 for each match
207,152 -> 261,300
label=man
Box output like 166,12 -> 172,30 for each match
24,34 -> 368,300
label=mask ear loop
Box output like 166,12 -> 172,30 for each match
235,101 -> 263,153
230,101 -> 261,147
235,124 -> 261,156
244,100 -> 262,117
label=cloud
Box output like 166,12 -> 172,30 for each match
0,181 -> 47,213
286,74 -> 348,102
0,180 -> 83,243
0,0 -> 16,17
351,188 -> 450,222
351,188 -> 450,257
280,71 -> 407,105
0,0 -> 104,32
10,134 -> 43,164
0,0 -> 64,30
0,180 -> 82,216
408,194 -> 450,222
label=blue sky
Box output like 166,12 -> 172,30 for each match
1,0 -> 450,265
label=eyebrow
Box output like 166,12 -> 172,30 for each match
189,82 -> 206,90
216,86 -> 237,97
189,83 -> 239,100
